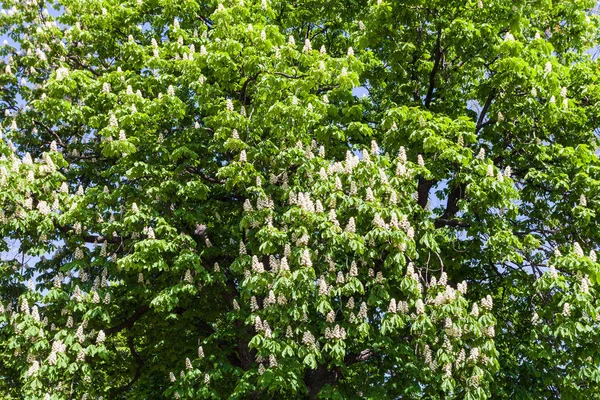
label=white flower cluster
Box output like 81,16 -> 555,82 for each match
324,324 -> 346,340
430,285 -> 458,306
481,295 -> 493,310
251,256 -> 265,273
302,330 -> 316,349
263,290 -> 276,307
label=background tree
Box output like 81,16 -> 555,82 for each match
0,0 -> 599,398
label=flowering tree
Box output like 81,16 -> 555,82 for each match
1,0 -> 600,398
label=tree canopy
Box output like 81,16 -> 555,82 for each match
1,0 -> 600,398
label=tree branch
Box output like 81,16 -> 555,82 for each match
65,55 -> 101,77
305,365 -> 340,399
240,72 -> 261,105
434,218 -> 470,229
417,178 -> 436,209
272,71 -> 308,79
424,27 -> 443,108
437,181 -> 466,223
183,166 -> 225,184
304,349 -> 375,399
476,89 -> 496,134
110,335 -> 144,396
56,223 -> 122,244
344,349 -> 375,365
33,120 -> 65,148
82,233 -> 121,244
105,305 -> 150,336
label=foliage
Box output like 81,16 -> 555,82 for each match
0,0 -> 599,398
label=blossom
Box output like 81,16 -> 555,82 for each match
20,298 -> 30,315
31,306 -> 40,322
252,256 -> 265,273
27,361 -> 40,376
388,298 -> 397,313
269,354 -> 278,368
37,201 -> 50,215
301,249 -> 312,267
476,148 -> 485,160
560,87 -> 567,98
318,279 -> 329,296
365,187 -> 375,202
302,330 -> 316,347
254,316 -> 263,332
349,261 -> 358,277
423,344 -> 432,364
562,302 -> 571,317
96,330 -> 106,344
265,290 -> 276,306
415,299 -> 424,315
226,99 -> 234,112
146,227 -> 155,239
109,113 -> 118,128
326,310 -> 335,323
279,257 -> 289,271
481,295 -> 493,310
373,214 -> 387,229
457,281 -> 468,295
76,324 -> 86,343
468,347 -> 479,362
345,217 -> 356,233
56,67 -> 69,80
581,275 -> 590,294
573,242 -> 584,257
